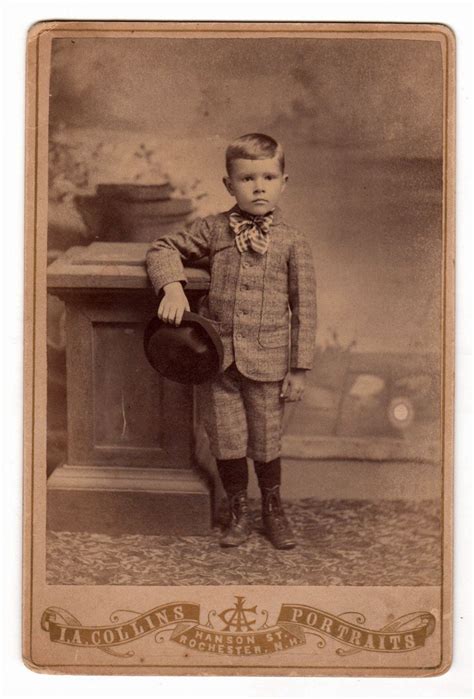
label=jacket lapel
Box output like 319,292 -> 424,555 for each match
212,208 -> 236,253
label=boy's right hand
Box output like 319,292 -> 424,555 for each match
158,282 -> 190,326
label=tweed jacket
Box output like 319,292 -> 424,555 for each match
146,205 -> 317,381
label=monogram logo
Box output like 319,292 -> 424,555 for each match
217,596 -> 258,632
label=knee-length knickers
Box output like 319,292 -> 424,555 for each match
200,363 -> 284,463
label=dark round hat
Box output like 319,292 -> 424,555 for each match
144,311 -> 224,385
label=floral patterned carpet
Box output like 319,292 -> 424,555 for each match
46,499 -> 441,586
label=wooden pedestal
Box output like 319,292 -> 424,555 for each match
47,242 -> 213,536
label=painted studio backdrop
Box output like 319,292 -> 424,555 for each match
47,36 -> 443,509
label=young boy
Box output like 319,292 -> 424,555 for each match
146,133 -> 316,549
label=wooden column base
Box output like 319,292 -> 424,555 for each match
47,465 -> 212,536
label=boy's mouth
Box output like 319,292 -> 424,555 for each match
252,199 -> 268,204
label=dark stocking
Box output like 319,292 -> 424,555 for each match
216,458 -> 248,498
254,457 -> 281,490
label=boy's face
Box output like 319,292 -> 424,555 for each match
223,157 -> 288,216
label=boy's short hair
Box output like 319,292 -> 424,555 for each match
226,133 -> 285,175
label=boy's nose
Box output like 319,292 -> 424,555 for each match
254,180 -> 265,193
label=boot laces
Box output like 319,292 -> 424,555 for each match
229,492 -> 249,523
264,490 -> 290,529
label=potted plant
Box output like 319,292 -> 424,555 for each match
49,129 -> 207,243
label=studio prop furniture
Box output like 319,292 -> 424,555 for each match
47,242 -> 213,535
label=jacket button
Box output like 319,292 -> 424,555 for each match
241,283 -> 249,290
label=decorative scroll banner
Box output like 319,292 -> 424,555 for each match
41,602 -> 200,656
170,620 -> 307,656
41,597 -> 436,658
277,604 -> 436,656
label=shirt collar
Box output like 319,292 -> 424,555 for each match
227,204 -> 283,225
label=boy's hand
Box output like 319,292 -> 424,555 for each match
158,282 -> 190,326
280,369 -> 307,402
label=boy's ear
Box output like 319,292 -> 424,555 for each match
222,175 -> 234,196
282,173 -> 289,189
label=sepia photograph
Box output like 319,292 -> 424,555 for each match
23,21 -> 454,675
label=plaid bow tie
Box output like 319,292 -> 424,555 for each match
228,211 -> 273,255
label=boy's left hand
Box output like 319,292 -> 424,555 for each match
280,369 -> 307,402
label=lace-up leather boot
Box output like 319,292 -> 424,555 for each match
261,485 -> 296,549
220,490 -> 252,547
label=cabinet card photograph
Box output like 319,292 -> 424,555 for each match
23,21 -> 455,676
